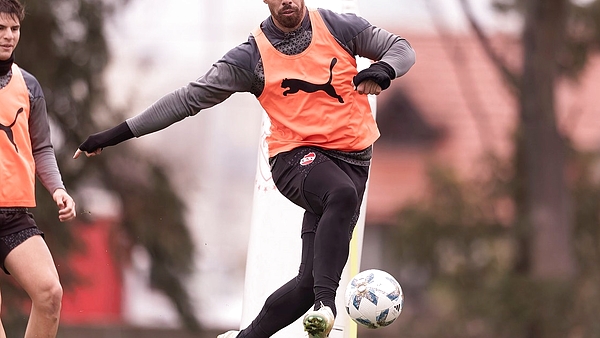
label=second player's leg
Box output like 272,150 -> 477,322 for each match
0,288 -> 6,338
238,229 -> 318,338
271,148 -> 368,316
4,235 -> 63,338
301,160 -> 366,316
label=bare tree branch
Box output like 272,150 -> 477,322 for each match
459,0 -> 521,95
425,0 -> 496,153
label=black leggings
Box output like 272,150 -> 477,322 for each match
238,147 -> 369,338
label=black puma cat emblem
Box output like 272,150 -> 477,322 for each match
1,107 -> 24,153
281,58 -> 344,103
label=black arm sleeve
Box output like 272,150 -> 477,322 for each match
78,121 -> 134,152
352,61 -> 396,90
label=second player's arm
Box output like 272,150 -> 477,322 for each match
75,61 -> 255,157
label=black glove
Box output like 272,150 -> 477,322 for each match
79,121 -> 134,152
352,62 -> 396,90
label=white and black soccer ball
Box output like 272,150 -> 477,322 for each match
344,269 -> 404,329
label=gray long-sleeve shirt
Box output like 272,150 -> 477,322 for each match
126,8 -> 415,138
0,67 -> 66,196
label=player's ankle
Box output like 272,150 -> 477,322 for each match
315,301 -> 337,317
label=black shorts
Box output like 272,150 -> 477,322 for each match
270,147 -> 370,234
0,208 -> 44,274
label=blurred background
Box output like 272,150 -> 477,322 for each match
2,0 -> 600,337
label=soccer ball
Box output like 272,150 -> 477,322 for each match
344,269 -> 404,329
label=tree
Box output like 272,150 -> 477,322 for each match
460,0 -> 578,281
2,0 -> 201,333
375,0 -> 600,337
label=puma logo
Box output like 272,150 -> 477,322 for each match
1,107 -> 24,153
281,58 -> 344,103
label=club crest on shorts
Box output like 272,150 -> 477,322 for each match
300,152 -> 316,166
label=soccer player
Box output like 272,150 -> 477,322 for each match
74,0 -> 415,337
0,0 -> 77,337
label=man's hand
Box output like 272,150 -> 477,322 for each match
355,79 -> 382,95
352,61 -> 396,94
72,122 -> 135,159
73,148 -> 102,159
53,188 -> 76,222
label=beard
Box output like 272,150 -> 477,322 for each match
273,2 -> 305,29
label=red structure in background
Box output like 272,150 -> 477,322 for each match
60,218 -> 122,325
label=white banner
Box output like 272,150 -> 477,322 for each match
242,1 -> 375,337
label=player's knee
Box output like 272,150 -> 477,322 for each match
326,185 -> 359,212
33,280 -> 63,316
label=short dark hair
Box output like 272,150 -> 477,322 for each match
0,0 -> 24,22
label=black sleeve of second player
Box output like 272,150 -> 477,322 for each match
78,121 -> 134,152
